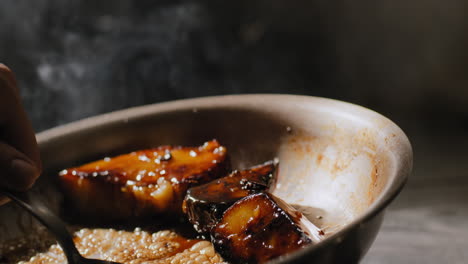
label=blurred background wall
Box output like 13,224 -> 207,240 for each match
0,0 -> 467,132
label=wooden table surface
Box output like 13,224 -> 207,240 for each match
362,124 -> 468,264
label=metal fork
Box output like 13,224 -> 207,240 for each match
1,189 -> 121,264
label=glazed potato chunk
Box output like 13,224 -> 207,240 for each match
183,161 -> 276,234
211,192 -> 322,264
59,140 -> 230,219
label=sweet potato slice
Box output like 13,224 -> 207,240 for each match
211,192 -> 323,264
59,140 -> 230,219
183,161 -> 276,234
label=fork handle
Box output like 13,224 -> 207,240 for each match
1,189 -> 82,264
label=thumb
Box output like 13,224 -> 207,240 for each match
0,64 -> 41,205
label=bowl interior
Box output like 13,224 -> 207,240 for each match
0,95 -> 411,262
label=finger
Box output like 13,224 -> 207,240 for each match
0,141 -> 39,190
0,139 -> 38,205
0,63 -> 18,90
0,64 -> 42,190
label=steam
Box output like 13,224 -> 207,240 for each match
0,0 -> 466,132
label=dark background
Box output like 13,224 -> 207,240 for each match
1,0 -> 467,263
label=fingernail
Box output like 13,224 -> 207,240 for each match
0,196 -> 9,206
7,158 -> 38,190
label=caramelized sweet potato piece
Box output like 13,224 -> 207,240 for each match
211,192 -> 323,264
59,140 -> 230,219
183,161 -> 276,234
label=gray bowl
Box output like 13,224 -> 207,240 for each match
0,94 -> 412,263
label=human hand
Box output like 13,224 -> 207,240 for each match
0,64 -> 42,205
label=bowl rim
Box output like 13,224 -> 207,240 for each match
36,94 -> 413,262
